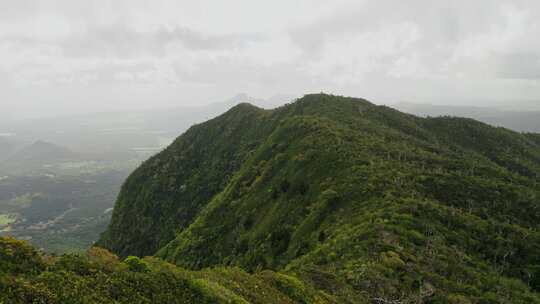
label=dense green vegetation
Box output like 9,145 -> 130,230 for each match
99,94 -> 540,303
99,103 -> 283,257
3,94 -> 540,303
0,237 -> 332,303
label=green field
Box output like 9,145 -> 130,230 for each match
0,213 -> 17,226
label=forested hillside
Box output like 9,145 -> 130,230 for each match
2,94 -> 539,303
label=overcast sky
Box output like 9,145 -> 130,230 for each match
2,0 -> 540,118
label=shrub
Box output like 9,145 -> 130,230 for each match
124,256 -> 150,273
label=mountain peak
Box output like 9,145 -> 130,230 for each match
8,140 -> 77,163
230,92 -> 253,101
30,140 -> 62,148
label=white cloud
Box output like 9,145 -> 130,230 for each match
1,0 -> 540,118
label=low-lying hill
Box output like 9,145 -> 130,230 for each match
0,141 -> 84,175
9,141 -> 78,163
96,94 -> 540,303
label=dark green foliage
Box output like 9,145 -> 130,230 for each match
97,103 -> 282,258
124,256 -> 150,273
0,237 -> 45,275
0,238 -> 327,303
93,93 -> 540,302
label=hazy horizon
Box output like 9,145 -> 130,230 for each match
2,0 -> 540,119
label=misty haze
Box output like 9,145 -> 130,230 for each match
1,1 -> 540,303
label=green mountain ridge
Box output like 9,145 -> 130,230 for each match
2,94 -> 540,303
97,94 -> 540,302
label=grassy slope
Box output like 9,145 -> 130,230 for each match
100,94 -> 540,303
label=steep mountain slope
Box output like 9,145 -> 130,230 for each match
98,104 -> 283,257
98,94 -> 540,303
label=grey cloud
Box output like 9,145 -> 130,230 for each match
289,1 -> 512,50
62,62 -> 158,83
496,53 -> 540,79
158,27 -> 263,51
288,0 -> 540,79
173,58 -> 321,94
2,0 -> 540,119
20,61 -> 161,86
61,25 -> 263,58
0,25 -> 264,59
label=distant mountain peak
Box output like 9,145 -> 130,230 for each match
31,140 -> 63,148
229,93 -> 254,101
8,140 -> 78,163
